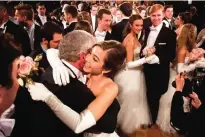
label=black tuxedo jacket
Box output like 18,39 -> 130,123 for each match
27,65 -> 120,137
64,22 -> 77,34
5,20 -> 31,56
105,31 -> 115,41
34,14 -> 52,27
90,15 -> 98,32
111,19 -> 129,42
140,25 -> 177,94
33,24 -> 41,50
171,91 -> 205,137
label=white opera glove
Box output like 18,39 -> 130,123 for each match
27,83 -> 54,102
47,49 -> 75,86
146,54 -> 160,64
27,82 -> 96,133
195,59 -> 205,68
177,63 -> 196,73
126,58 -> 146,69
45,95 -> 96,134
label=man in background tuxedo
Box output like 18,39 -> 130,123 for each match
163,5 -> 175,30
34,2 -> 51,27
30,21 -> 63,73
64,5 -> 78,34
94,9 -> 115,42
111,2 -> 132,42
0,2 -> 31,56
140,4 -> 176,126
14,4 -> 41,51
90,4 -> 98,32
28,30 -> 119,137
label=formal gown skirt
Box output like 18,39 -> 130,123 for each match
156,67 -> 177,133
114,66 -> 151,133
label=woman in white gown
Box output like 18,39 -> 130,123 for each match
27,40 -> 127,137
157,24 -> 198,134
114,14 -> 152,134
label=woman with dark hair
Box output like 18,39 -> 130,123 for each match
75,20 -> 93,35
0,32 -> 22,136
27,40 -> 126,137
114,14 -> 151,134
174,12 -> 192,37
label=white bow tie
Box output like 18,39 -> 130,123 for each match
95,31 -> 106,37
150,26 -> 157,31
0,119 -> 15,136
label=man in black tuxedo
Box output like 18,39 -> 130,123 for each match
140,4 -> 177,126
29,21 -> 63,73
34,2 -> 51,27
111,2 -> 132,42
94,9 -> 115,42
0,2 -> 31,56
162,5 -> 175,30
64,5 -> 78,34
28,30 -> 119,137
14,4 -> 41,51
90,4 -> 98,32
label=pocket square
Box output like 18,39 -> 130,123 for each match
158,43 -> 166,45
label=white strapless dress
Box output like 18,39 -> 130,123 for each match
114,46 -> 151,133
157,58 -> 193,133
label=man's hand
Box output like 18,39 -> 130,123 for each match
175,74 -> 185,92
189,92 -> 202,109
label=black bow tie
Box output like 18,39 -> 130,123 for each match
0,28 -> 4,32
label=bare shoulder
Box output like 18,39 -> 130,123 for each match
102,79 -> 118,97
123,34 -> 135,47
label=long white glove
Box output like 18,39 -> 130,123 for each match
195,58 -> 205,68
127,55 -> 158,69
127,58 -> 146,69
146,54 -> 160,64
177,63 -> 196,73
47,49 -> 75,86
27,83 -> 96,133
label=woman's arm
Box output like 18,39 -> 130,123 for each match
27,82 -> 118,134
177,47 -> 196,73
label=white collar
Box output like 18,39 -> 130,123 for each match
151,22 -> 163,32
121,16 -> 129,20
38,14 -> 46,18
0,118 -> 15,136
24,23 -> 35,31
91,14 -> 96,18
61,59 -> 84,79
165,18 -> 171,22
0,21 -> 8,29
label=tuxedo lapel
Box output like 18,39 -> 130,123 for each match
36,16 -> 43,26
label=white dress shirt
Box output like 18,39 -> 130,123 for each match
62,59 -> 87,84
91,14 -> 96,32
38,14 -> 47,25
25,23 -> 35,50
0,118 -> 15,137
0,21 -> 8,33
146,22 -> 163,48
94,30 -> 107,42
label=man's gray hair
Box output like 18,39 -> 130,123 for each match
59,30 -> 96,62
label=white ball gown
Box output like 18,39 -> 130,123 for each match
157,58 -> 193,133
156,66 -> 177,133
114,46 -> 151,134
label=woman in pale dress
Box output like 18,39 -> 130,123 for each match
157,24 -> 198,134
27,40 -> 126,137
114,14 -> 151,134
